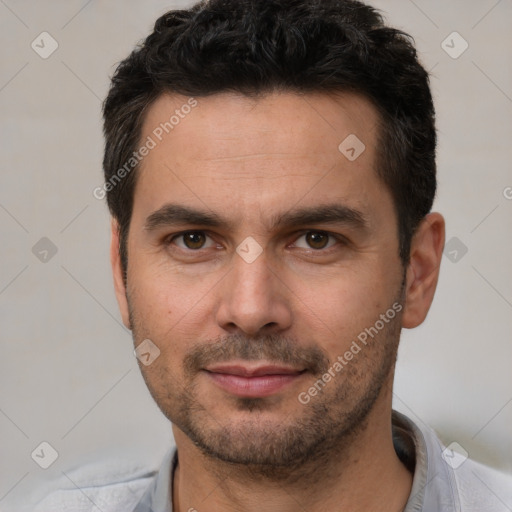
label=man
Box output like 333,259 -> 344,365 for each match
34,0 -> 512,510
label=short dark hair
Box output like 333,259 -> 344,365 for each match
103,0 -> 436,275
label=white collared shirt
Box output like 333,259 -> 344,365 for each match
30,411 -> 512,511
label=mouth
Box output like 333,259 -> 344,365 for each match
203,363 -> 307,398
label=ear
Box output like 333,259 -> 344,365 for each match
110,219 -> 131,329
402,212 -> 445,329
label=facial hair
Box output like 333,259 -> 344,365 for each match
128,290 -> 404,482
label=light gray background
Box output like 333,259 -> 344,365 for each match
1,0 -> 511,509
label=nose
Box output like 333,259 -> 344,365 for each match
215,247 -> 293,336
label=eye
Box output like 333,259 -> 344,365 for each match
293,231 -> 339,251
169,231 -> 216,250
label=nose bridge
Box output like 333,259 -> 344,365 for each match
215,243 -> 292,334
230,245 -> 275,305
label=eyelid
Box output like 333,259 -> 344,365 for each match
165,229 -> 347,252
166,230 -> 217,250
290,230 -> 346,251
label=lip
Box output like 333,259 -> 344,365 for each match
205,364 -> 304,377
204,363 -> 306,398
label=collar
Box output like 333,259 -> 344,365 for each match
395,410 -> 460,511
133,410 -> 460,512
131,447 -> 177,512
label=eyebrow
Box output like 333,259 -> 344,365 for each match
144,202 -> 368,233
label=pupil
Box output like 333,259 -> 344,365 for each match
185,232 -> 204,249
307,232 -> 327,249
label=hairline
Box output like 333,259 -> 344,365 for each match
116,87 -> 410,277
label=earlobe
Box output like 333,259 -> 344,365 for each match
110,219 -> 132,330
401,213 -> 445,329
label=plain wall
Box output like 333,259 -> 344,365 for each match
1,0 -> 511,509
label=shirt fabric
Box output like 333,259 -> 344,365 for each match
32,410 -> 512,511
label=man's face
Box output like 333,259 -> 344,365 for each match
117,91 -> 406,470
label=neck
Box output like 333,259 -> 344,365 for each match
171,395 -> 413,512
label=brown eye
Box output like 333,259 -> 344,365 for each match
170,231 -> 214,250
292,231 -> 339,251
182,232 -> 206,249
305,232 -> 330,249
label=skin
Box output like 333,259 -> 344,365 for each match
111,91 -> 445,512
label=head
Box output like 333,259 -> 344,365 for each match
104,0 -> 444,473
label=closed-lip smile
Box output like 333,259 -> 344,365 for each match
203,363 -> 307,397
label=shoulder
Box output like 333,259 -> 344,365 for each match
454,457 -> 512,511
29,456 -> 157,512
393,411 -> 512,511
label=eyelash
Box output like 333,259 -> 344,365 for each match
165,230 -> 347,254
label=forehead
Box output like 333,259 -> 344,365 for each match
140,90 -> 380,166
132,90 -> 388,230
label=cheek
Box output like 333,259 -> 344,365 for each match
292,266 -> 398,355
130,260 -> 191,317
128,264 -> 216,357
